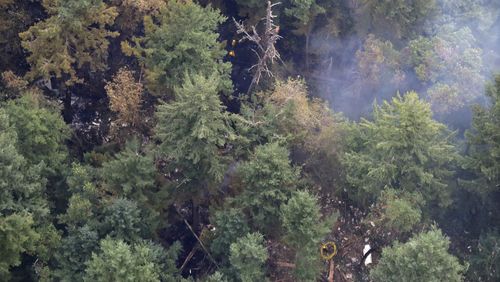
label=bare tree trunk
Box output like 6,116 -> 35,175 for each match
234,1 -> 282,94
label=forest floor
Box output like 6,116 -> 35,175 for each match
268,192 -> 380,282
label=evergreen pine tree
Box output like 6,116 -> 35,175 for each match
84,238 -> 181,282
229,232 -> 268,282
281,190 -> 332,281
343,92 -> 458,208
122,0 -> 231,96
236,142 -> 300,232
155,73 -> 235,192
371,229 -> 465,281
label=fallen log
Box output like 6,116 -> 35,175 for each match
276,261 -> 296,268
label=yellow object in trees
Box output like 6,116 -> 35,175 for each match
321,242 -> 337,261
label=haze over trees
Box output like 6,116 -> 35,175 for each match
0,0 -> 499,281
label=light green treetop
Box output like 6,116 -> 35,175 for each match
229,232 -> 268,282
3,94 -> 70,176
123,0 -> 231,96
236,142 -> 300,231
343,92 -> 458,207
0,110 -> 47,216
281,190 -> 332,281
371,228 -> 465,282
84,238 -> 181,282
155,73 -> 235,186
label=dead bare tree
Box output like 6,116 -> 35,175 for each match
234,1 -> 282,94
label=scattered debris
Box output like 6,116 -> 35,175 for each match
363,244 -> 372,266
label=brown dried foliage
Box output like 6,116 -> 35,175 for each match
2,71 -> 28,91
105,67 -> 143,128
114,0 -> 166,32
268,79 -> 334,139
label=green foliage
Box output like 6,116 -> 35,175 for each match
2,1 -> 499,281
34,222 -> 61,262
58,163 -> 100,232
405,27 -> 484,113
123,0 -> 231,95
0,108 -> 61,279
467,232 -> 500,282
281,190 -> 331,281
205,271 -> 228,282
361,0 -> 437,39
101,198 -> 144,243
58,194 -> 95,229
53,225 -> 99,282
369,190 -> 423,233
101,139 -> 157,205
210,208 -> 250,259
284,0 -> 326,26
0,213 -> 39,279
464,75 -> 500,192
3,94 -> 70,176
0,110 -> 47,216
343,92 -> 457,207
383,198 -> 421,233
84,238 -> 181,282
253,79 -> 347,192
371,229 -> 465,281
356,34 -> 402,87
19,0 -> 118,85
155,73 -> 235,186
236,142 -> 300,232
229,232 -> 268,282
111,0 -> 166,33
100,139 -> 166,233
281,190 -> 329,249
66,163 -> 99,197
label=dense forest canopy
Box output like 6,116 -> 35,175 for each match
0,0 -> 499,281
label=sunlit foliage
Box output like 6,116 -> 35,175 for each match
122,0 -> 231,96
105,67 -> 144,134
371,229 -> 465,281
20,0 -> 118,85
343,92 -> 458,207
